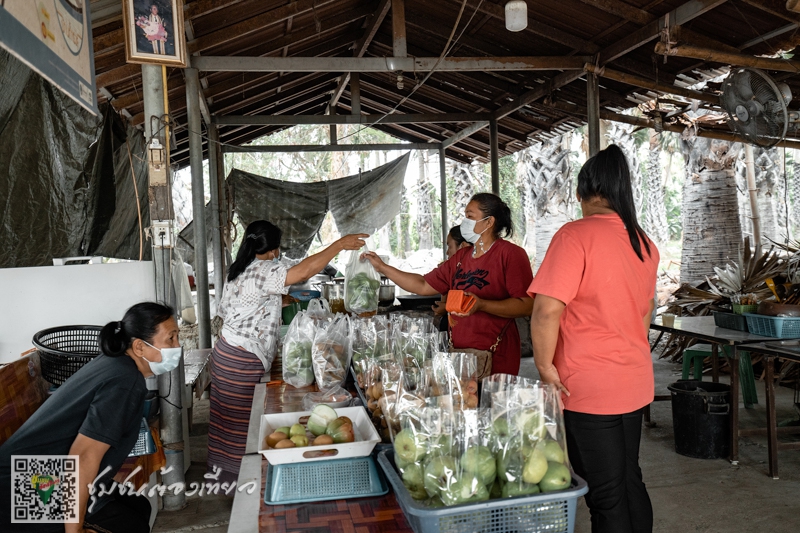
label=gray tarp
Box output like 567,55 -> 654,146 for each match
177,153 -> 410,264
0,50 -> 150,268
230,153 -> 410,259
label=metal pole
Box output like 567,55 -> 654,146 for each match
490,119 -> 499,194
208,125 -> 224,308
141,65 -> 174,308
587,72 -> 601,157
142,63 -> 185,512
439,145 -> 448,260
185,68 -> 212,350
351,72 -> 361,116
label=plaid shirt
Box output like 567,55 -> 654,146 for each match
218,259 -> 289,369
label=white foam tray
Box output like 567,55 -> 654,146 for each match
257,406 -> 380,464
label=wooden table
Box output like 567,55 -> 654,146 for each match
229,363 -> 413,533
737,342 -> 800,479
649,316 -> 789,465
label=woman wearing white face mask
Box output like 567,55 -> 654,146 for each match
0,302 -> 177,533
209,220 -> 367,484
363,193 -> 534,376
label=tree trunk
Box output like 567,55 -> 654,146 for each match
516,154 -> 537,258
680,137 -> 743,284
606,122 -> 644,220
518,135 -> 573,270
644,132 -> 669,245
451,162 -> 474,224
416,152 -> 433,250
794,151 -> 800,238
754,147 -> 780,243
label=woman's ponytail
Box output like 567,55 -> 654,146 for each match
99,321 -> 130,357
99,302 -> 174,357
227,220 -> 283,282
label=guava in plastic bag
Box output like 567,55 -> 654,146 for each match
344,249 -> 381,314
281,310 -> 316,388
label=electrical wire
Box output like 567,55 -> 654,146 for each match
126,138 -> 144,261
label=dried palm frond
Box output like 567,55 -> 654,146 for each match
658,237 -> 789,362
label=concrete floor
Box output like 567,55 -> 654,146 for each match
151,354 -> 800,533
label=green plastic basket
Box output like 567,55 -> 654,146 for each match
263,455 -> 388,505
744,313 -> 800,339
733,304 -> 758,315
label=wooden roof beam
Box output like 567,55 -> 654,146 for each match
654,42 -> 800,73
441,0 -> 726,147
584,64 -> 719,104
329,0 -> 392,110
739,0 -> 800,26
191,55 -> 592,72
186,0 -> 339,54
214,112 -> 493,126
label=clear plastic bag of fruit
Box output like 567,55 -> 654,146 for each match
488,383 -> 572,498
428,352 -> 479,409
311,313 -> 352,391
344,247 -> 381,314
306,298 -> 332,323
351,317 -> 376,390
282,310 -> 317,388
479,373 -> 538,409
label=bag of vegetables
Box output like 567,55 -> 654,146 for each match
344,248 -> 381,315
312,313 -> 352,391
281,310 -> 316,388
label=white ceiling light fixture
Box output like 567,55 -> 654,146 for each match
505,1 -> 528,32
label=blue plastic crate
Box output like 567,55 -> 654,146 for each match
377,450 -> 588,533
263,455 -> 388,505
744,314 -> 800,339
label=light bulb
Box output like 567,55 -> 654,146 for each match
505,0 -> 527,32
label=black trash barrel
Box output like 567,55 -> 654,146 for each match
667,380 -> 730,459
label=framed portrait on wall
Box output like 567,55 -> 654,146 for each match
122,0 -> 186,67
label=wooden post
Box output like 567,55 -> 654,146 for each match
392,0 -> 407,58
490,119 -> 500,194
587,72 -> 601,157
351,72 -> 361,116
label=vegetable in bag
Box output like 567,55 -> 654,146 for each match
344,249 -> 381,314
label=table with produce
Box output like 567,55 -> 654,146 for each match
233,251 -> 586,533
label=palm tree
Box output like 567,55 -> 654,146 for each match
416,152 -> 434,250
450,161 -> 475,224
606,121 -> 644,220
737,147 -> 781,243
680,136 -> 743,284
644,131 -> 669,246
794,150 -> 800,237
517,134 -> 573,270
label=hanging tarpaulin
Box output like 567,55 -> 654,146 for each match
229,170 -> 328,259
224,153 -> 410,259
0,0 -> 99,115
328,154 -> 409,236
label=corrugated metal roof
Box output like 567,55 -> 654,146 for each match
89,0 -> 800,167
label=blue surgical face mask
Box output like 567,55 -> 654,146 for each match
460,216 -> 489,244
142,340 -> 182,376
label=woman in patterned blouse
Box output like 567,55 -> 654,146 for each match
208,220 -> 367,483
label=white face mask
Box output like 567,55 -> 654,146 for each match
142,340 -> 182,376
460,216 -> 489,244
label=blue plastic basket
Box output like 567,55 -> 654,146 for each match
744,313 -> 800,339
263,455 -> 388,505
377,450 -> 588,533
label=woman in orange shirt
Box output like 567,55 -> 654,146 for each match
528,145 -> 658,533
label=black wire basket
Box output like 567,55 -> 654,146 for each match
32,326 -> 102,386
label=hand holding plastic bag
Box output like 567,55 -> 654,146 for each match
344,248 -> 381,314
